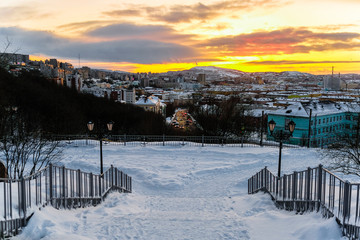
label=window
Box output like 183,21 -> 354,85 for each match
330,118 -> 332,122
327,118 -> 329,123
310,120 -> 313,126
318,119 -> 321,125
318,129 -> 321,134
323,119 -> 325,124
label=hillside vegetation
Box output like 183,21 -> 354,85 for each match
0,68 -> 165,135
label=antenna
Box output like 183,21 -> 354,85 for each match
332,66 -> 334,77
78,53 -> 81,69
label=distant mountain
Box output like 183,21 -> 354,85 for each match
280,71 -> 314,77
189,66 -> 246,78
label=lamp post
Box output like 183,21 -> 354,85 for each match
87,121 -> 114,176
268,119 -> 296,177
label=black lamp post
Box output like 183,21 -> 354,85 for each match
87,121 -> 114,176
268,119 -> 296,177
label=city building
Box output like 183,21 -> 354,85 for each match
267,101 -> 360,147
135,95 -> 166,116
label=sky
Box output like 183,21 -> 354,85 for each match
0,0 -> 360,74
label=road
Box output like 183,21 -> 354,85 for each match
171,109 -> 197,131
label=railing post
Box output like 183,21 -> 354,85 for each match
343,181 -> 351,226
89,172 -> 93,198
124,134 -> 127,146
306,167 -> 311,211
99,174 -> 102,199
111,165 -> 114,187
114,167 -> 118,188
21,178 -> 26,219
202,135 -> 204,147
4,180 -> 7,220
77,169 -> 81,206
49,164 -> 53,206
62,166 -> 66,208
292,171 -> 297,201
264,166 -> 268,190
317,164 -> 323,211
163,134 -> 165,146
283,175 -> 287,202
276,177 -> 279,201
130,176 -> 132,193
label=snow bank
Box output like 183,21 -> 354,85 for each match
14,144 -> 345,240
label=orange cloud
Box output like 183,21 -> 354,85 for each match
199,28 -> 360,56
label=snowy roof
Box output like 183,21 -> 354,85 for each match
269,101 -> 360,118
135,96 -> 160,105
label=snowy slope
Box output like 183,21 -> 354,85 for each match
190,66 -> 246,78
14,144 -> 344,240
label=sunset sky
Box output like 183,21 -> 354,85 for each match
0,0 -> 359,74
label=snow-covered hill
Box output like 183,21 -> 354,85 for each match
15,143 -> 344,240
190,66 -> 246,78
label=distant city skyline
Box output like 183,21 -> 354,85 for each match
1,0 -> 360,74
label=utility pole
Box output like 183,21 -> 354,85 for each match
356,113 -> 360,147
260,110 -> 264,146
307,108 -> 312,148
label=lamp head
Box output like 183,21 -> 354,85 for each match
87,121 -> 94,131
268,119 -> 276,134
288,120 -> 296,134
107,121 -> 114,131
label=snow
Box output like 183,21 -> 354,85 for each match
14,144 -> 345,240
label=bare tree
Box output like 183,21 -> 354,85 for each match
190,93 -> 255,137
0,37 -> 21,69
0,107 -> 62,179
321,136 -> 360,177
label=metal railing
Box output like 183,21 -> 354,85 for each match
0,164 -> 132,238
54,134 -> 303,148
248,165 -> 360,239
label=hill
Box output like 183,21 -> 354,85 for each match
0,68 -> 165,135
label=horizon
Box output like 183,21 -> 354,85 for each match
1,0 -> 360,74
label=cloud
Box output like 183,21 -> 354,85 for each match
85,23 -> 196,43
247,60 -> 360,65
199,28 -> 360,56
0,27 -> 198,64
104,0 -> 281,23
0,5 -> 50,22
57,21 -> 115,32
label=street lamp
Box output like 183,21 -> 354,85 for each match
87,121 -> 114,176
268,119 -> 296,177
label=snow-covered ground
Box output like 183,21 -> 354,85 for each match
14,143 -> 345,239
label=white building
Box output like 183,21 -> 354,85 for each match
135,95 -> 166,116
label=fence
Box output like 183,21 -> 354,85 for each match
248,165 -> 360,239
53,134 -> 303,149
0,164 -> 132,239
